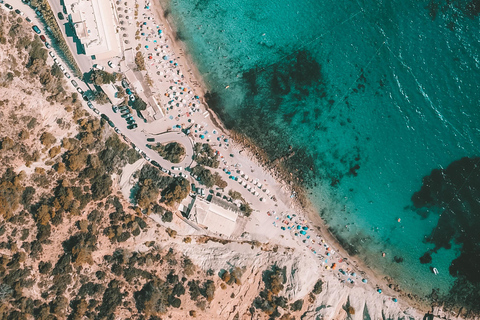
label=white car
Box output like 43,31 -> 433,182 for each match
59,65 -> 65,72
134,146 -> 140,153
93,64 -> 104,71
108,60 -> 116,68
64,72 -> 71,79
114,127 -> 121,134
93,108 -> 100,114
49,51 -> 55,58
179,172 -> 187,178
145,156 -> 151,161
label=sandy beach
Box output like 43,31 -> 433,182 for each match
129,0 -> 441,317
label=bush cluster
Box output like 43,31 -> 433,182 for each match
148,142 -> 185,163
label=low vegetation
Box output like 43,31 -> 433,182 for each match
193,143 -> 219,168
148,142 -> 185,163
191,165 -> 227,189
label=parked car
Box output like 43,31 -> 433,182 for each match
101,114 -> 109,121
45,42 -> 51,49
59,65 -> 65,72
129,95 -> 135,102
35,9 -> 42,17
121,113 -> 131,118
127,120 -> 136,125
171,166 -> 183,171
57,12 -> 64,20
126,88 -> 132,95
76,87 -> 84,94
92,64 -> 104,70
114,128 -> 121,134
112,105 -> 118,113
82,94 -> 89,101
25,17 -> 31,22
5,4 -> 12,10
40,35 -> 46,42
32,25 -> 41,34
71,80 -> 78,87
107,120 -> 115,128
127,123 -> 138,130
147,138 -> 155,142
145,156 -> 151,162
120,109 -> 130,115
49,51 -> 55,58
64,72 -> 71,79
15,9 -> 23,15
151,161 -> 161,168
87,102 -> 93,109
53,58 -> 59,64
108,60 -> 116,68
121,79 -> 129,88
93,108 -> 100,115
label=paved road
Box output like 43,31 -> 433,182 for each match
11,0 -> 92,74
5,0 -> 195,174
45,0 -> 92,73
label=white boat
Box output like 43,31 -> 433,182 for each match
432,267 -> 439,275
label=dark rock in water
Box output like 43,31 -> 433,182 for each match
393,256 -> 404,263
411,157 -> 480,286
419,252 -> 432,264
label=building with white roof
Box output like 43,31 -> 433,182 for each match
180,196 -> 239,237
65,0 -> 121,60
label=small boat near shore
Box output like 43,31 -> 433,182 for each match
432,267 -> 439,275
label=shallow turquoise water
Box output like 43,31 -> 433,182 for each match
161,0 -> 480,298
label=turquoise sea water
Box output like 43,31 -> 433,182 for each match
160,0 -> 480,300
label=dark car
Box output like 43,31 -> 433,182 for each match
147,138 -> 155,142
14,9 -> 21,14
82,94 -> 89,101
127,123 -> 138,130
57,12 -> 64,20
107,120 -> 115,128
5,4 -> 12,10
71,80 -> 78,87
40,35 -> 46,42
127,119 -> 136,125
101,114 -> 110,121
32,25 -> 41,34
151,160 -> 161,168
121,113 -> 131,118
26,17 -> 31,22
35,9 -> 42,17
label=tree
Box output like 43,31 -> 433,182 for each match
149,142 -> 185,163
136,179 -> 159,209
40,132 -> 56,147
132,96 -> 147,111
162,178 -> 190,206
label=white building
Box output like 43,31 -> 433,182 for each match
65,0 -> 121,60
180,197 -> 239,237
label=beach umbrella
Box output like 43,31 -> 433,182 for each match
351,272 -> 356,277
145,45 -> 149,49
377,289 -> 382,293
143,22 -> 147,25
163,56 -> 169,60
300,231 -> 306,235
297,225 -> 301,230
303,226 -> 308,230
326,253 -> 331,256
362,278 -> 367,283
393,298 -> 397,302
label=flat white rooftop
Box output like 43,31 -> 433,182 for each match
66,0 -> 121,60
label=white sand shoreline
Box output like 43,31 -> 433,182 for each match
132,0 -> 460,318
